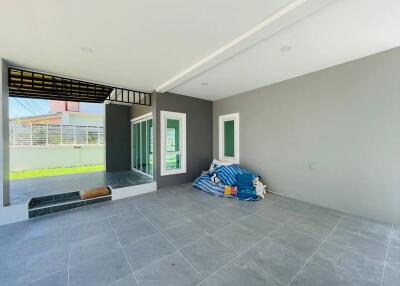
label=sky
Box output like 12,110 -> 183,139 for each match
9,98 -> 104,119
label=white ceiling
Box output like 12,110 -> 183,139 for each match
171,0 -> 400,100
0,0 -> 292,91
1,0 -> 400,100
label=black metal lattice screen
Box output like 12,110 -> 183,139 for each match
8,68 -> 151,105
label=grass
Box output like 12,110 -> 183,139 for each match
10,164 -> 105,181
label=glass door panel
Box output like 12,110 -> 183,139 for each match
140,121 -> 147,173
147,119 -> 153,176
135,123 -> 140,170
131,116 -> 153,177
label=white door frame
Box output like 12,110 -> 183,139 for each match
131,113 -> 153,178
218,112 -> 240,164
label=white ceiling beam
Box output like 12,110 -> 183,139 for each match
156,0 -> 335,93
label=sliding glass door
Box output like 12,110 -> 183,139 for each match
131,115 -> 153,177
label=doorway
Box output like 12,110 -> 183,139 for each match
131,113 -> 153,177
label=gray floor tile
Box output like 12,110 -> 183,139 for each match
182,188 -> 213,203
147,210 -> 190,229
292,242 -> 384,286
300,205 -> 344,223
180,235 -> 237,277
107,274 -> 138,286
114,220 -> 157,245
123,234 -> 176,271
70,231 -> 120,263
25,270 -> 68,286
16,230 -> 69,259
108,211 -> 146,229
215,205 -> 251,220
135,252 -> 203,286
69,249 -> 131,286
270,226 -> 322,257
255,204 -> 297,224
236,214 -> 280,236
200,196 -> 235,211
163,221 -> 207,248
0,221 -> 28,245
382,262 -> 400,286
192,212 -> 232,234
23,218 -> 66,240
0,241 -> 19,268
3,247 -> 69,286
337,215 -> 391,242
242,239 -> 308,285
100,201 -> 144,219
327,229 -> 387,261
161,195 -> 196,209
233,199 -> 272,213
68,217 -> 112,243
176,203 -> 210,219
387,238 -> 400,263
133,198 -> 169,215
391,227 -> 400,240
284,215 -> 334,241
213,223 -> 263,254
207,258 -> 281,286
3,183 -> 397,286
271,197 -> 310,213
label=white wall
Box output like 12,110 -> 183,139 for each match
213,47 -> 400,225
67,113 -> 104,126
10,145 -> 104,171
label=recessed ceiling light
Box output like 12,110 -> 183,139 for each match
201,82 -> 208,86
280,45 -> 292,52
80,47 -> 94,54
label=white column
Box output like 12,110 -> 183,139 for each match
0,59 -> 10,207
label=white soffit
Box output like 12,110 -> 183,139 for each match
171,0 -> 400,100
0,0 -> 294,92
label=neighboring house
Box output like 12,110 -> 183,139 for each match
9,100 -> 103,127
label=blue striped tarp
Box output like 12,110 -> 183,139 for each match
213,164 -> 257,186
193,174 -> 225,197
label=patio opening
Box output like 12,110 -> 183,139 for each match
6,67 -> 155,216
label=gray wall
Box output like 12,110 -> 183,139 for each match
105,103 -> 131,171
131,93 -> 155,119
156,92 -> 213,189
213,47 -> 400,225
0,59 -> 10,207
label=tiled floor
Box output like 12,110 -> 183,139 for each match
1,183 -> 398,286
10,170 -> 154,205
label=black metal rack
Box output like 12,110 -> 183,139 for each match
8,68 -> 151,106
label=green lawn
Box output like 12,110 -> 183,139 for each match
10,165 -> 105,181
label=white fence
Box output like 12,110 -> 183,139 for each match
9,123 -> 104,146
10,145 -> 104,172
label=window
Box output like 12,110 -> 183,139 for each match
219,113 -> 239,163
160,111 -> 186,176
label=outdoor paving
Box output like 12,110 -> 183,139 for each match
0,183 -> 398,286
10,170 -> 154,205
